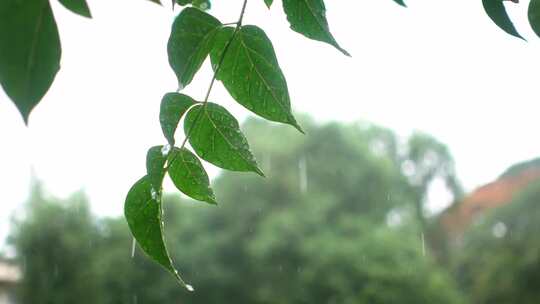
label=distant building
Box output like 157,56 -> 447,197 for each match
0,259 -> 19,304
439,158 -> 540,245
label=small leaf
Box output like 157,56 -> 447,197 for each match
146,146 -> 168,192
160,93 -> 196,145
482,0 -> 523,39
148,0 -> 162,4
124,176 -> 187,287
0,0 -> 61,123
264,0 -> 273,8
169,147 -> 217,204
168,7 -> 221,89
58,0 -> 92,18
184,103 -> 264,176
282,0 -> 349,56
529,0 -> 540,38
210,26 -> 303,132
392,0 -> 407,7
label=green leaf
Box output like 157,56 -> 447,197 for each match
282,0 -> 350,56
168,7 -> 221,89
160,93 -> 196,145
529,0 -> 540,38
169,147 -> 217,204
124,176 -> 188,288
482,0 -> 523,39
146,146 -> 168,192
184,103 -> 264,176
148,0 -> 161,4
58,0 -> 92,18
392,0 -> 406,7
210,26 -> 303,132
264,0 -> 273,8
0,0 -> 61,123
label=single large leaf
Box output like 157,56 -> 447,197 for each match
58,0 -> 92,18
184,103 -> 264,176
210,26 -> 302,132
482,0 -> 523,39
0,0 -> 61,123
146,146 -> 168,192
169,147 -> 217,204
160,93 -> 196,145
529,0 -> 540,38
124,176 -> 188,287
282,0 -> 349,56
168,7 -> 221,89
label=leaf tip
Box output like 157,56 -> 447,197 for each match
254,167 -> 266,177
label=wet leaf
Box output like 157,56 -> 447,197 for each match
482,0 -> 523,39
146,146 -> 168,192
282,0 -> 349,56
168,7 -> 221,89
160,93 -> 196,145
0,0 -> 61,123
124,176 -> 187,287
211,26 -> 302,132
58,0 -> 92,18
169,147 -> 217,204
184,103 -> 264,176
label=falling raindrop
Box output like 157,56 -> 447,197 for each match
131,237 -> 136,258
298,156 -> 308,194
161,144 -> 172,157
421,232 -> 426,257
186,284 -> 195,292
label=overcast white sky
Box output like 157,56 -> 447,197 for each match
1,0 -> 540,245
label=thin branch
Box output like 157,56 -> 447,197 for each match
165,0 -> 249,170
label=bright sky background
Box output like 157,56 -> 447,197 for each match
1,0 -> 540,246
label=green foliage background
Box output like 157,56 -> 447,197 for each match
10,117 -> 466,303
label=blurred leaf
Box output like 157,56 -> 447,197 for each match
169,147 -> 217,204
146,146 -> 168,191
482,0 -> 523,39
124,176 -> 187,287
0,0 -> 61,123
211,26 -> 302,132
264,0 -> 273,8
185,103 -> 264,176
393,0 -> 407,7
168,7 -> 221,89
58,0 -> 92,18
529,0 -> 540,37
282,0 -> 350,56
160,93 -> 196,145
148,0 -> 162,4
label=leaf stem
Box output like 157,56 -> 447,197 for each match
165,0 -> 249,170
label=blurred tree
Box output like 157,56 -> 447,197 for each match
163,118 -> 465,304
10,118 -> 466,303
402,133 -> 463,229
454,180 -> 540,304
9,185 -> 102,304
